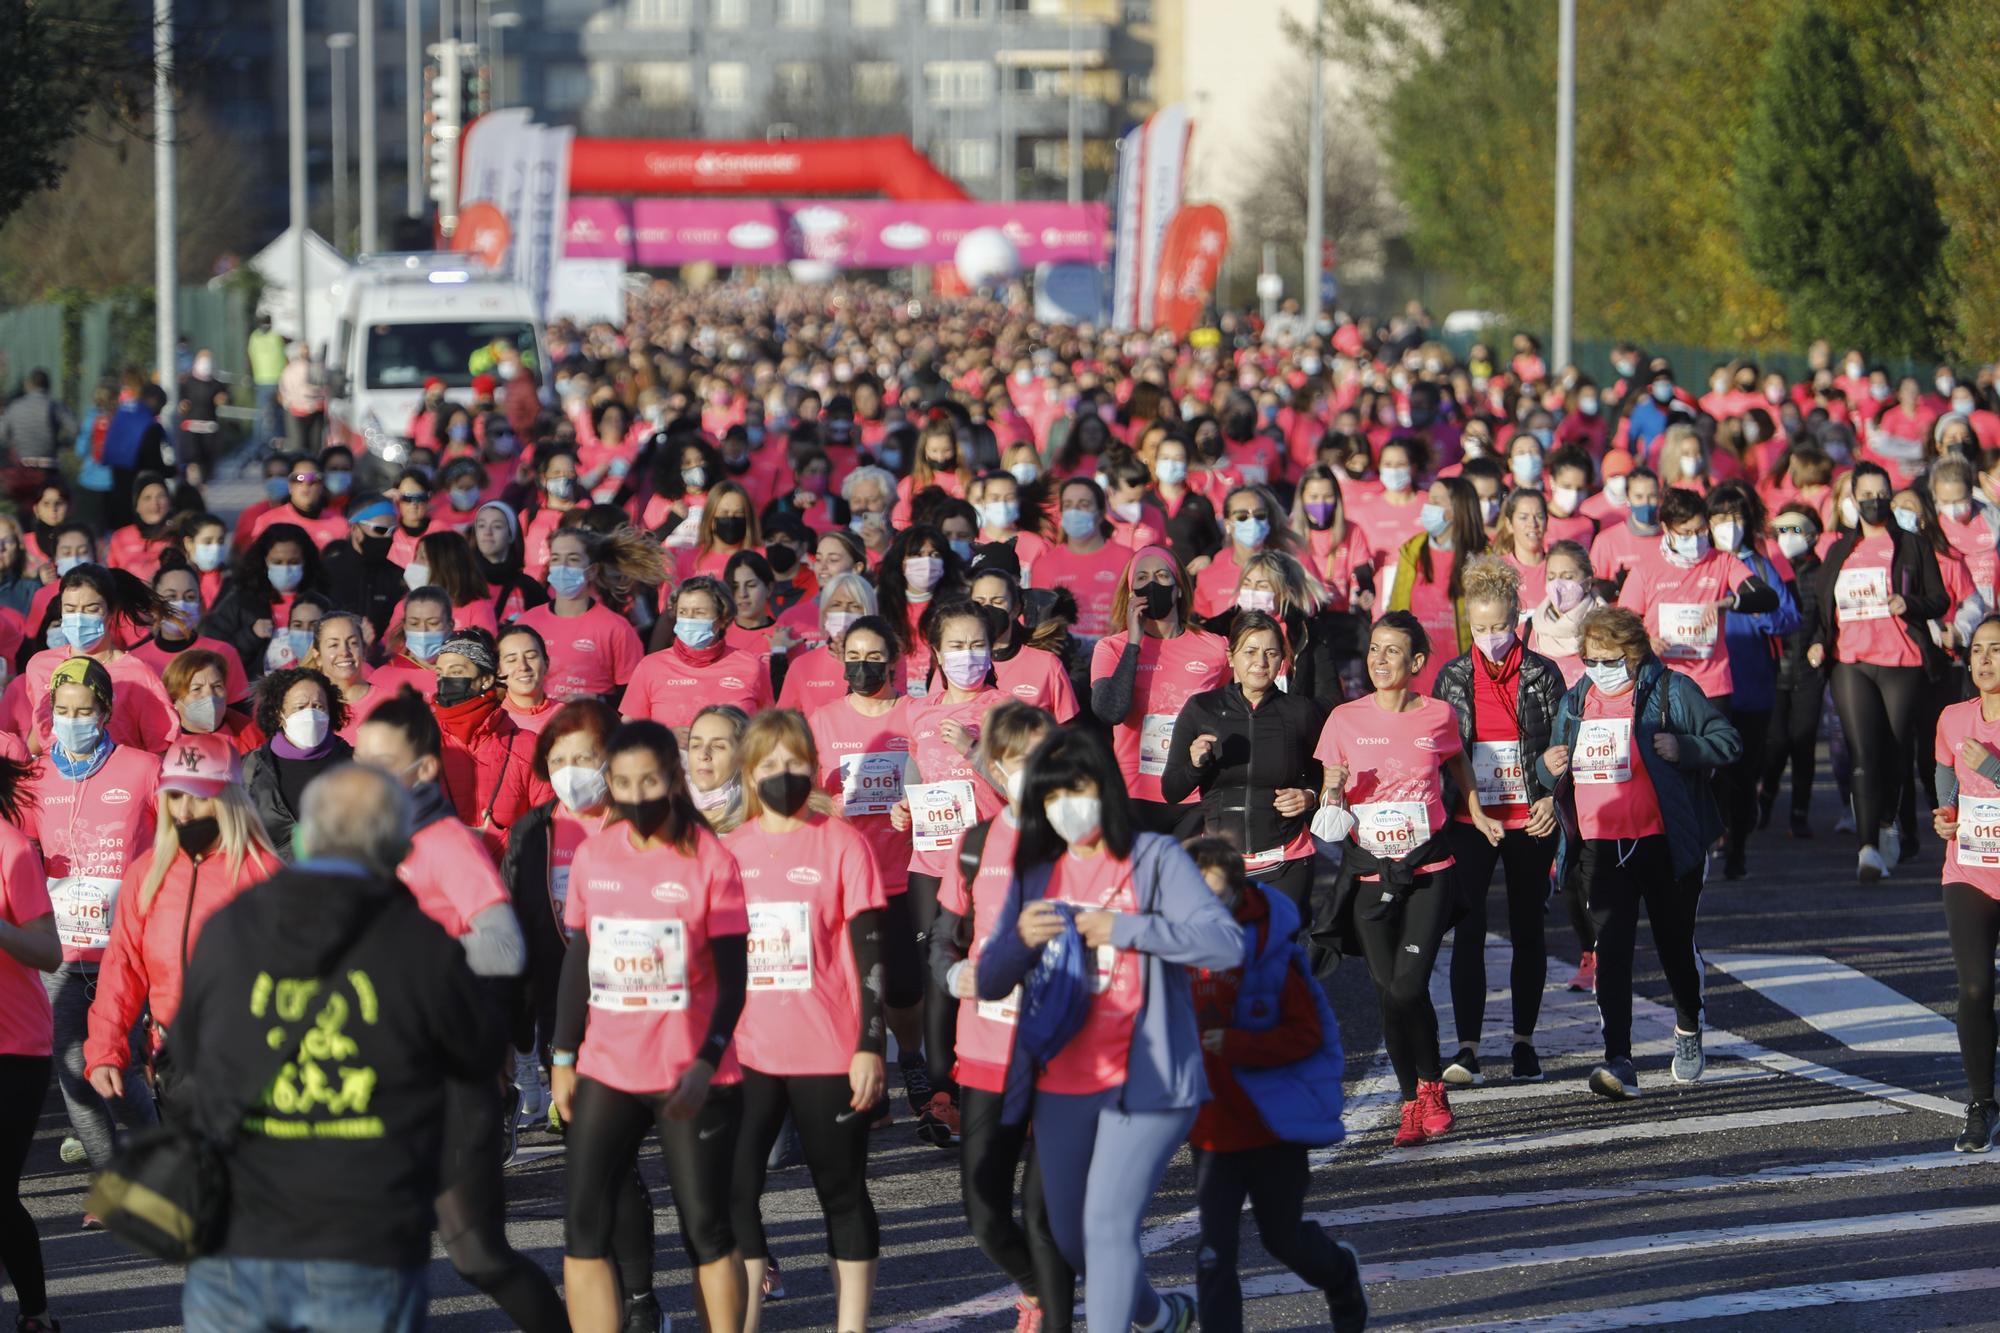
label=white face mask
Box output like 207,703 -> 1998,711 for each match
1710,521 -> 1743,553
179,694 -> 223,734
1776,530 -> 1812,560
1551,486 -> 1582,515
1044,793 -> 1103,846
402,563 -> 430,592
691,776 -> 740,812
996,762 -> 1024,807
1585,659 -> 1631,694
550,764 -> 608,812
1678,453 -> 1701,478
283,707 -> 330,750
1236,587 -> 1278,614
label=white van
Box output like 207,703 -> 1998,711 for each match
325,253 -> 547,470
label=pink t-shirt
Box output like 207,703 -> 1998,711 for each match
1315,695 -> 1460,878
810,695 -> 916,895
521,506 -> 574,582
906,689 -> 1007,879
1589,520 -> 1663,585
1501,553 -> 1549,616
0,824 -> 53,1056
1192,547 -> 1248,620
621,646 -> 774,735
1938,698 -> 2000,899
1108,502 -> 1170,551
1037,849 -> 1142,1095
992,645 -> 1079,721
725,815 -> 887,1077
1940,511 -> 1998,605
1307,525 -> 1377,614
1546,511 -> 1599,548
505,697 -> 561,736
248,505 -> 349,548
776,644 -> 851,719
399,816 -> 509,938
1089,629 -> 1230,804
127,635 -> 251,705
937,813 -> 1021,1093
1033,542 -> 1134,639
564,823 -> 749,1095
1347,492 -> 1426,567
1833,535 -> 1922,668
22,747 -> 161,964
546,805 -> 614,940
1388,551 -> 1460,696
1617,546 -> 1756,699
517,603 -> 646,702
1572,686 -> 1664,840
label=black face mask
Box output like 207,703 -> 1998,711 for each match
359,533 -> 393,563
1139,580 -> 1177,620
757,772 -> 814,817
765,543 -> 799,576
176,816 -> 220,857
844,658 -> 891,696
1857,496 -> 1892,527
616,796 -> 673,839
712,515 -> 749,546
435,675 -> 484,707
724,455 -> 751,475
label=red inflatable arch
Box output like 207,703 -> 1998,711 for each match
568,135 -> 971,202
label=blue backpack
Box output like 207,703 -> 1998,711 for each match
1231,888 -> 1347,1146
1016,901 -> 1094,1067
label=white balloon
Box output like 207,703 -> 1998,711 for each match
788,260 -> 838,284
954,227 -> 1021,286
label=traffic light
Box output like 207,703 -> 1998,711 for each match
460,42 -> 488,118
425,42 -> 463,234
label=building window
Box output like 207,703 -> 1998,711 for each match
953,138 -> 997,178
777,0 -> 824,24
853,61 -> 901,105
925,60 -> 991,106
926,0 -> 990,21
852,0 -> 899,25
1127,70 -> 1153,102
774,61 -> 820,101
1122,0 -> 1150,20
708,61 -> 748,106
546,63 -> 591,110
712,0 -> 747,24
1030,138 -> 1067,175
629,0 -> 691,25
631,61 -> 693,105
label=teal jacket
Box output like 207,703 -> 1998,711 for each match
1536,659 -> 1741,883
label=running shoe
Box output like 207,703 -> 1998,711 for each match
1588,1058 -> 1641,1101
1392,1099 -> 1426,1148
761,1257 -> 785,1302
919,1091 -> 961,1148
58,1137 -> 85,1167
1671,1029 -> 1706,1084
1441,1048 -> 1483,1087
1415,1079 -> 1454,1138
1878,825 -> 1902,866
1834,810 -> 1856,834
1956,1101 -> 1998,1154
516,1062 -> 550,1131
1789,813 -> 1813,839
621,1293 -> 668,1333
78,1213 -> 103,1232
869,1105 -> 893,1131
1757,788 -> 1776,830
1012,1296 -> 1044,1332
1155,1290 -> 1196,1332
1511,1041 -> 1544,1082
16,1316 -> 61,1333
1722,854 -> 1746,881
1857,845 -> 1887,883
901,1058 -> 933,1122
1565,951 -> 1597,993
1326,1240 -> 1369,1333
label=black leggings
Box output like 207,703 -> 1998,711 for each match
1761,680 -> 1824,821
0,1055 -> 50,1317
959,1087 -> 1074,1331
436,1076 -> 567,1332
1579,836 -> 1705,1062
564,1074 -> 741,1266
1134,799 -> 1203,839
1194,1144 -> 1348,1333
1564,861 -> 1598,955
1351,871 -> 1454,1100
1830,661 -> 1928,848
1446,823 -> 1557,1045
730,1068 -> 878,1262
1718,705 -> 1770,864
1945,882 -> 2000,1103
1901,670 -> 1965,840
1257,856 -> 1316,921
906,873 -> 957,1094
882,890 -> 924,1011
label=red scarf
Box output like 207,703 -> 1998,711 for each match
435,687 -> 504,745
671,636 -> 729,669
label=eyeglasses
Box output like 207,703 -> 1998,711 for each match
1580,656 -> 1624,669
395,491 -> 431,504
291,472 -> 322,484
358,522 -> 394,538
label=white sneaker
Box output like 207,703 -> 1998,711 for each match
1858,846 -> 1886,883
1878,825 -> 1902,865
1834,811 -> 1856,834
516,1061 -> 549,1130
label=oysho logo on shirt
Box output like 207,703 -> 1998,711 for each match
786,866 -> 822,886
1353,736 -> 1389,746
651,881 -> 691,904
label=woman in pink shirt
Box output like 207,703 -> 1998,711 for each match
103,472 -> 174,584
892,419 -> 972,525
1381,476 -> 1489,695
621,576 -> 774,744
554,720 -> 750,1333
515,529 -> 649,704
1494,488 -> 1552,612
496,624 -> 558,734
1931,617 -> 2000,1151
0,745 -> 59,1333
725,710 -> 890,1333
674,481 -> 759,584
1034,479 -> 1135,643
23,564 -> 178,754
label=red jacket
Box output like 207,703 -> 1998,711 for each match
437,693 -> 547,858
84,845 -> 276,1073
1187,883 -> 1323,1154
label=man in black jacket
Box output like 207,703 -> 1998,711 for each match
174,763 -> 500,1332
317,492 -> 408,640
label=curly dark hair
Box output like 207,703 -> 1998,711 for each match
254,666 -> 348,739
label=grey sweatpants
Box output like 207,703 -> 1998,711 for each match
1032,1087 -> 1195,1330
44,963 -> 155,1169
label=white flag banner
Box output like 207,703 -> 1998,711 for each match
1110,121 -> 1146,329
1109,105 -> 1192,331
455,110 -> 574,321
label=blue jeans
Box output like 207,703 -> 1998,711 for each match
184,1256 -> 427,1332
44,962 -> 154,1169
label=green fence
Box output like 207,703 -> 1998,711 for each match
0,285 -> 255,412
1434,330 -> 1934,389
0,303 -> 67,402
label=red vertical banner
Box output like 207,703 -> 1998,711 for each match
1150,204 -> 1230,337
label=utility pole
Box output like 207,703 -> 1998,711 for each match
491,10 -> 522,109
406,0 -> 423,218
1066,3 -> 1081,204
289,0 -> 309,351
329,32 -> 355,253
1553,0 -> 1576,369
359,0 -> 379,252
1303,3 -> 1326,331
154,0 -> 177,392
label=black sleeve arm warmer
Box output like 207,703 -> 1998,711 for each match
553,929 -> 590,1053
928,906 -> 968,992
696,934 -> 748,1068
848,909 -> 887,1056
1090,637 -> 1143,725
1730,575 -> 1780,615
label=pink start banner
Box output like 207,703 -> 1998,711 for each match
568,198 -> 1107,268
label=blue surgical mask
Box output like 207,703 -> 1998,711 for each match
1511,454 -> 1544,486
746,425 -> 766,446
448,487 -> 479,512
682,467 -> 707,491
1009,462 -> 1040,486
55,555 -> 85,577
1585,659 -> 1631,693
1419,503 -> 1450,538
1651,381 -> 1674,404
1893,507 -> 1921,534
406,628 -> 446,662
325,471 -> 353,496
548,565 -> 589,600
849,512 -> 879,536
193,541 -> 226,572
448,423 -> 472,443
950,538 -> 974,563
674,617 -> 717,649
879,448 -> 904,472
266,562 -> 303,593
1061,508 -> 1099,541
546,475 -> 574,500
1380,466 -> 1412,493
1231,515 -> 1271,548
981,499 -> 1020,530
264,477 -> 289,504
1630,502 -> 1660,527
61,611 -> 106,651
1531,427 -> 1554,449
52,714 -> 101,756
1155,458 -> 1188,485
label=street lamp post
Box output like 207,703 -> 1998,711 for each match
154,0 -> 176,393
1553,0 -> 1576,369
1303,6 -> 1326,331
491,11 -> 522,110
406,0 -> 423,218
328,32 -> 355,254
359,0 -> 379,253
288,0 -> 309,351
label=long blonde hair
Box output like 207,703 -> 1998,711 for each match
736,708 -> 835,822
140,785 -> 277,911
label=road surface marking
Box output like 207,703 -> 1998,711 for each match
1446,1063 -> 1774,1103
1375,1100 -> 1899,1164
1707,951 -> 1959,1054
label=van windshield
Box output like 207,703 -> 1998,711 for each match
364,321 -> 537,389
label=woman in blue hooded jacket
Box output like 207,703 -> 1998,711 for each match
976,727 -> 1242,1333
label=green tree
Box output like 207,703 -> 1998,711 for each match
1736,9 -> 1943,356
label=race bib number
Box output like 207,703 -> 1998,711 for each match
1352,802 -> 1431,861
1835,566 -> 1892,623
1959,796 -> 2000,869
49,876 -> 119,952
1139,713 -> 1176,777
550,866 -> 573,941
838,751 -> 908,816
745,902 -> 813,991
1242,843 -> 1290,873
1658,602 -> 1717,660
977,987 -> 1021,1025
1091,943 -> 1117,995
909,781 -> 977,851
1574,719 -> 1633,784
1471,740 -> 1528,806
587,917 -> 689,1011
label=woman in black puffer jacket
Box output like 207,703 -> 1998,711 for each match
1160,610 -> 1328,914
1432,556 -> 1567,1086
